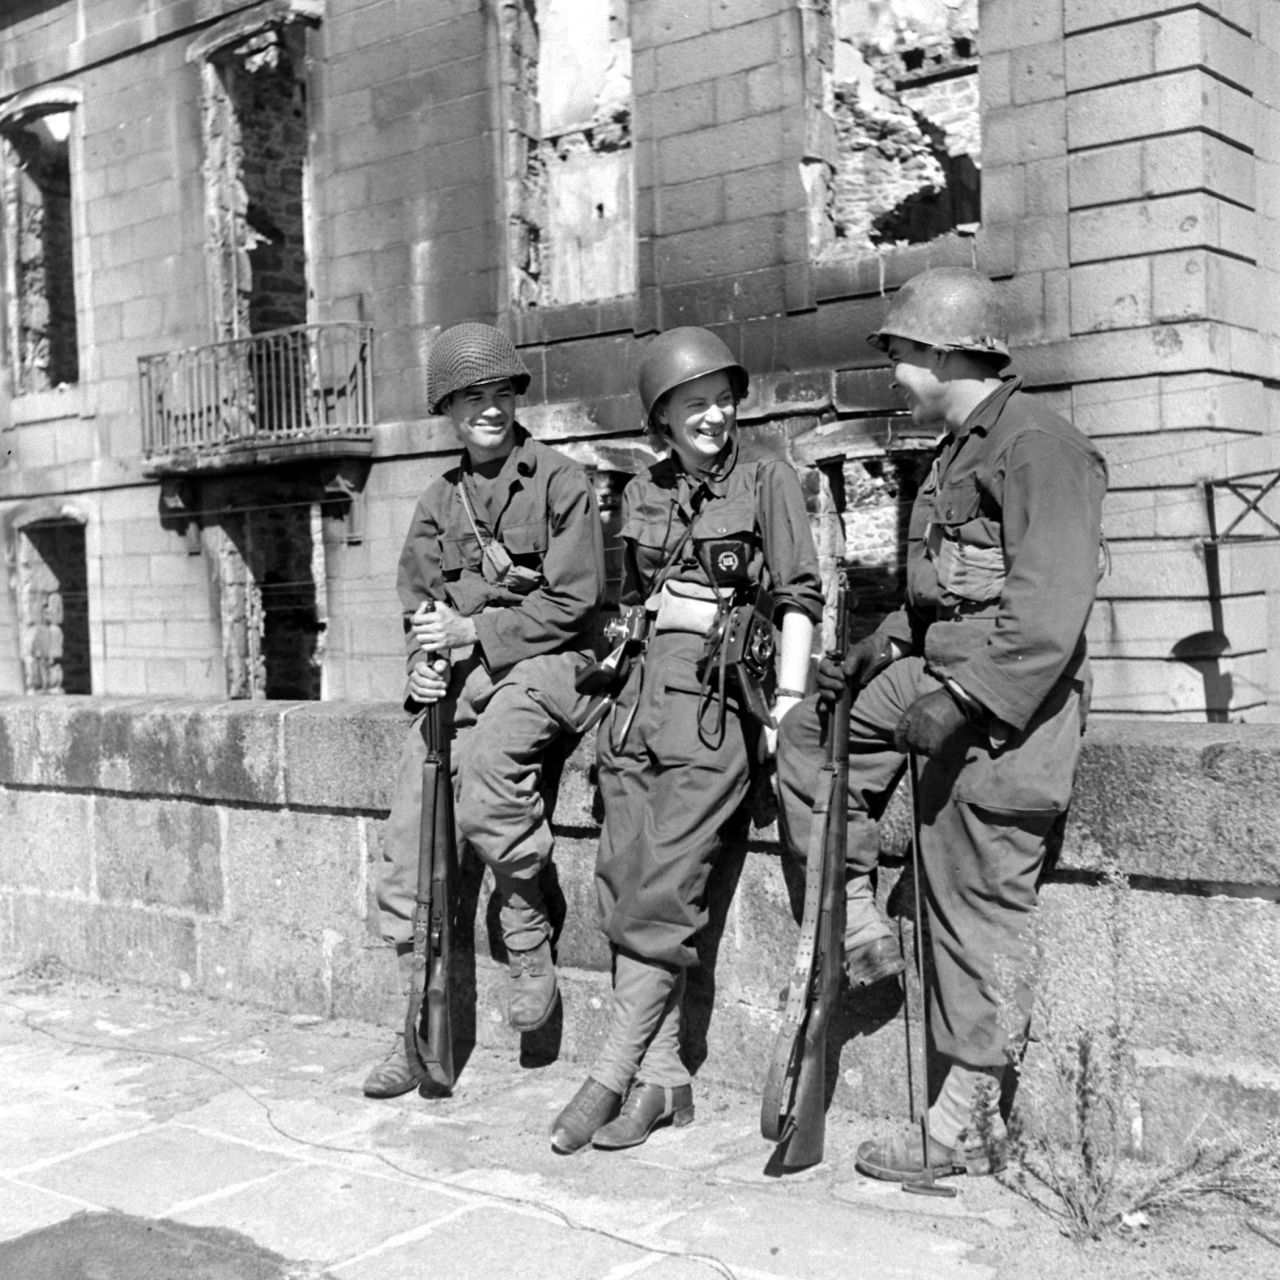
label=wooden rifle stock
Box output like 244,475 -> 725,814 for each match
761,571 -> 853,1167
404,615 -> 456,1096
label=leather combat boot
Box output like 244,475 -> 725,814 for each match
843,935 -> 907,987
507,938 -> 559,1032
854,1125 -> 1007,1182
362,1038 -> 428,1099
592,1081 -> 694,1150
777,947 -> 902,1007
550,1077 -> 622,1154
843,871 -> 906,987
364,946 -> 429,1098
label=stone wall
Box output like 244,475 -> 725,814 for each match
0,694 -> 1276,1156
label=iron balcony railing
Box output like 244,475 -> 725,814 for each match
139,322 -> 374,459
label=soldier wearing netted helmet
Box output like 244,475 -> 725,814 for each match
776,267 -> 1109,1183
364,322 -> 605,1098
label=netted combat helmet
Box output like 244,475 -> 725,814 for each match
427,322 -> 531,414
867,267 -> 1011,367
637,326 -> 749,428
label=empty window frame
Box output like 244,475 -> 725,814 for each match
13,515 -> 91,695
503,0 -> 636,308
0,91 -> 82,394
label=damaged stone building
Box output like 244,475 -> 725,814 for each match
1,0 -> 1278,720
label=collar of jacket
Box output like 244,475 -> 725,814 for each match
663,432 -> 741,501
952,375 -> 1022,442
459,422 -> 538,482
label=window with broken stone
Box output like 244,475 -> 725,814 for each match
0,106 -> 79,394
804,0 -> 980,258
12,515 -> 91,696
200,23 -> 310,345
502,0 -> 635,308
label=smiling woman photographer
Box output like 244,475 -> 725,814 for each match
550,326 -> 823,1154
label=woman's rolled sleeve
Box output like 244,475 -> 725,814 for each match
758,459 -> 823,621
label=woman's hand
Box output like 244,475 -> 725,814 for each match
763,694 -> 803,757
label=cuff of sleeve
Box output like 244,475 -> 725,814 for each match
470,611 -> 498,668
876,612 -> 915,655
942,677 -> 986,721
949,661 -> 1035,733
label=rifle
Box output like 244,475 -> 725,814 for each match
404,617 -> 456,1097
761,569 -> 853,1167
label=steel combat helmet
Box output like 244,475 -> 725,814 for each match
637,326 -> 749,428
426,322 -> 531,414
868,267 -> 1011,367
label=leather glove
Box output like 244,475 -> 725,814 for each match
815,634 -> 897,707
893,686 -> 969,757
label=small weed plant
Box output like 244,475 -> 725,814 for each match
16,953 -> 68,982
995,861 -> 1280,1242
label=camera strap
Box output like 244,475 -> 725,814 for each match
596,509 -> 702,754
645,518 -> 698,600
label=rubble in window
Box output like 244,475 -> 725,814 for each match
202,25 -> 309,341
808,0 -> 980,257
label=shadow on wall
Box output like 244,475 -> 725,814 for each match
1169,631 -> 1233,724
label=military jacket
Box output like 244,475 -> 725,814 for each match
879,378 -> 1108,732
618,437 -> 824,624
396,426 -> 605,673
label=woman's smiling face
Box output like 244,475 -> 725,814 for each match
657,369 -> 737,471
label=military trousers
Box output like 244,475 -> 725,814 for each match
377,648 -> 589,950
776,655 -> 1083,1068
595,632 -> 753,970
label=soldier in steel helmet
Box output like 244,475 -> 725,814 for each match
363,322 -> 606,1098
776,267 -> 1108,1181
550,327 -> 823,1153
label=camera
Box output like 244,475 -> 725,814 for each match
602,604 -> 649,648
576,605 -> 651,696
697,585 -> 777,724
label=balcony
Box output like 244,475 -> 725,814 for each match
139,322 -> 374,475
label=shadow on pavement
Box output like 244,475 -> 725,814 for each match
0,1210 -> 330,1280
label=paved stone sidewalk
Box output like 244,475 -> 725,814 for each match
0,969 -> 1020,1280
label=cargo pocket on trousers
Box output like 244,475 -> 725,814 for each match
952,678 -> 1084,813
649,662 -> 743,766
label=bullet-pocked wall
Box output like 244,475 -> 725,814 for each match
0,0 -> 1278,719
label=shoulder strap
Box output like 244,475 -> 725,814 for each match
648,519 -> 697,597
455,478 -> 493,550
